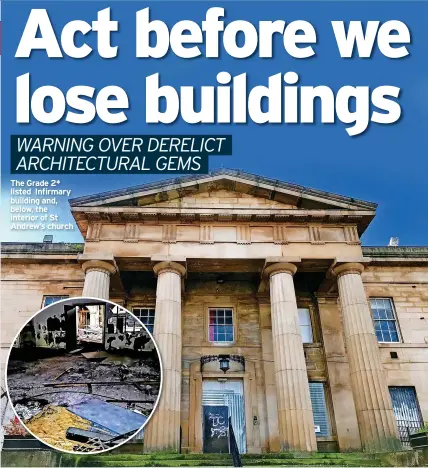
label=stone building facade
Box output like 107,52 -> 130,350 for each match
1,170 -> 427,453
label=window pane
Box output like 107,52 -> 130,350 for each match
298,308 -> 311,325
208,308 -> 234,343
132,308 -> 155,333
383,300 -> 393,319
301,325 -> 313,344
298,309 -> 313,343
378,308 -> 387,320
43,296 -> 68,307
370,299 -> 399,343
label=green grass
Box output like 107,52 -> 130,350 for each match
74,452 -> 389,467
76,461 -> 386,468
1,450 -> 416,468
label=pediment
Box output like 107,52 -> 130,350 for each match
70,169 -> 377,212
136,189 -> 297,209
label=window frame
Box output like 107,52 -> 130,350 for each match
41,295 -> 69,308
131,306 -> 156,334
297,301 -> 319,344
369,297 -> 401,343
308,381 -> 334,439
207,307 -> 235,345
389,386 -> 423,423
298,307 -> 314,344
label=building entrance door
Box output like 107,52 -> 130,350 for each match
202,379 -> 246,454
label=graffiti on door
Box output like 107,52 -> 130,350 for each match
203,405 -> 229,453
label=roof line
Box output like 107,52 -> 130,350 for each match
2,243 -> 427,258
69,168 -> 377,209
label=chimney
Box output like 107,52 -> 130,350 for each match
43,235 -> 53,243
388,237 -> 399,247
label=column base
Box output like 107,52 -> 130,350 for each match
143,409 -> 181,453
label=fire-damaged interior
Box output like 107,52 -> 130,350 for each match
6,299 -> 160,452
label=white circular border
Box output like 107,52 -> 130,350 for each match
4,296 -> 164,455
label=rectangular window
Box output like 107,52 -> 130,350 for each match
42,295 -> 68,307
309,382 -> 331,437
389,386 -> 423,445
132,307 -> 155,333
208,308 -> 234,343
370,298 -> 400,343
298,308 -> 313,343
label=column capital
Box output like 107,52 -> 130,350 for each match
81,259 -> 117,275
264,262 -> 297,278
332,262 -> 364,278
153,261 -> 186,277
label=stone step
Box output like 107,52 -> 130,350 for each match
76,455 -> 387,467
96,453 -> 378,461
78,461 -> 385,467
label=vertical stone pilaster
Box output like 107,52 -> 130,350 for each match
81,260 -> 117,299
332,263 -> 399,451
144,261 -> 186,452
265,263 -> 317,452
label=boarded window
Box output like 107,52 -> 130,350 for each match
390,386 -> 422,422
389,386 -> 423,445
309,382 -> 330,437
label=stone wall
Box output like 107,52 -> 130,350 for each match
363,266 -> 428,421
1,262 -> 84,349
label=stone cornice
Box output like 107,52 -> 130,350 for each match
71,206 -> 376,238
2,244 -> 428,267
1,242 -> 84,254
71,206 -> 375,222
69,168 -> 377,211
362,246 -> 428,258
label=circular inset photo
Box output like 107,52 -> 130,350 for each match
6,297 -> 162,454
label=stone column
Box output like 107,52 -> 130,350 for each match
144,261 -> 186,452
332,263 -> 399,451
81,260 -> 117,299
265,263 -> 317,452
316,294 -> 361,450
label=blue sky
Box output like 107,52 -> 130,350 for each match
2,1 -> 428,246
